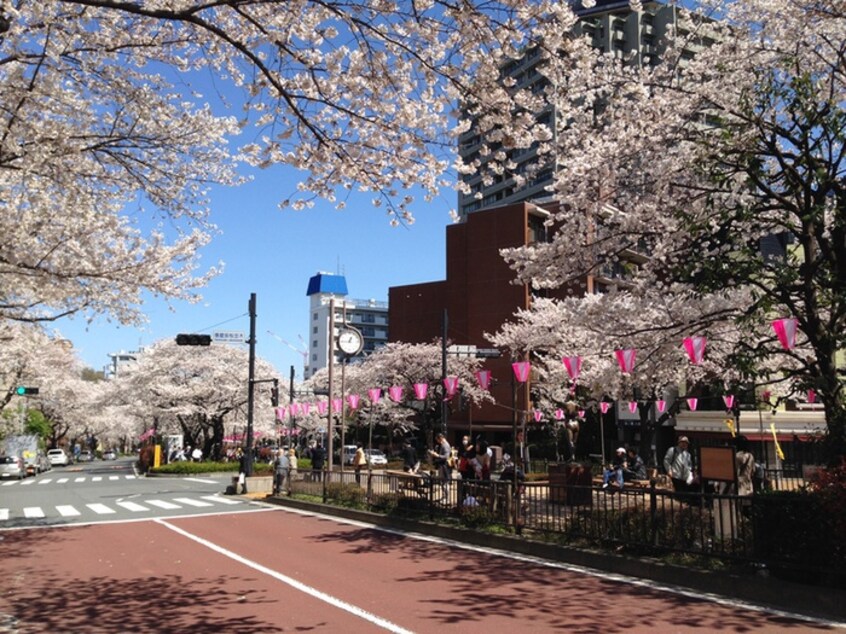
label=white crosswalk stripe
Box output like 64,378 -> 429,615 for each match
126,475 -> 136,479
74,477 -> 85,482
86,503 -> 115,515
201,495 -> 241,505
37,479 -> 52,484
92,477 -> 102,482
19,480 -> 34,486
172,497 -> 213,507
23,507 -> 45,518
2,481 -> 15,486
57,478 -> 69,483
109,476 -> 119,481
0,509 -> 8,520
146,499 -> 181,510
116,501 -> 148,512
56,505 -> 81,517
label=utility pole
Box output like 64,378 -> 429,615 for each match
441,308 -> 448,437
327,297 -> 335,470
245,292 -> 257,477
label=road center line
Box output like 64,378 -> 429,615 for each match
156,518 -> 413,634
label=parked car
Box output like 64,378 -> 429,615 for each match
340,445 -> 357,465
364,449 -> 388,466
47,448 -> 70,466
0,455 -> 26,479
102,450 -> 117,461
24,450 -> 50,476
77,450 -> 95,462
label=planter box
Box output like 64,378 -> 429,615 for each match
245,475 -> 273,493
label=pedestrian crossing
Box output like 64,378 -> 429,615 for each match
0,495 -> 243,524
1,474 -> 137,487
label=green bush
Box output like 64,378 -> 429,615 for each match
325,482 -> 366,508
369,492 -> 400,514
459,504 -> 494,529
149,461 -> 273,475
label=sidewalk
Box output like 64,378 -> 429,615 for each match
257,494 -> 846,625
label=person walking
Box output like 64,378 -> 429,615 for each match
309,442 -> 325,482
663,436 -> 695,493
735,436 -> 755,497
352,442 -> 367,485
274,447 -> 290,496
428,433 -> 451,481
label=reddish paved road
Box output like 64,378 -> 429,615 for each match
0,506 -> 838,633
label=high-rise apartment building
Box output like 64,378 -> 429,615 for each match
304,272 -> 388,379
457,0 -> 709,218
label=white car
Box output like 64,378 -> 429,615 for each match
364,449 -> 388,466
47,448 -> 70,466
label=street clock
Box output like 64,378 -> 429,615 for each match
337,327 -> 364,356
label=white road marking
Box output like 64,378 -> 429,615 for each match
172,497 -> 213,507
57,478 -> 69,483
146,499 -> 181,510
2,481 -> 15,486
56,505 -> 81,517
86,503 -> 115,515
23,507 -> 44,518
37,479 -> 52,484
158,519 -> 413,634
0,509 -> 8,520
183,478 -> 219,484
116,501 -> 148,512
74,477 -> 85,483
109,476 -> 119,481
201,496 -> 240,505
19,480 -> 34,486
126,475 -> 136,479
92,477 -> 102,482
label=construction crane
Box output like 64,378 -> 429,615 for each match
266,330 -> 308,364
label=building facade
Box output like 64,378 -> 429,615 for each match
304,272 -> 388,379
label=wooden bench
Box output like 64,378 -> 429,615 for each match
386,469 -> 428,498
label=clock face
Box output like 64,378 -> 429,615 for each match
338,329 -> 362,355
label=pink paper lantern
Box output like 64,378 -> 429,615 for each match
413,383 -> 428,400
772,317 -> 798,350
348,394 -> 360,410
443,376 -> 460,397
723,395 -> 735,410
599,402 -> 611,414
656,400 -> 666,413
683,336 -> 707,365
687,397 -> 698,411
317,401 -> 328,415
578,409 -> 585,418
301,403 -> 311,416
807,389 -> 816,404
512,361 -> 531,383
332,398 -> 343,413
615,349 -> 637,374
628,401 -> 637,413
475,370 -> 492,390
561,355 -> 582,381
533,410 -> 543,422
389,386 -> 404,402
290,403 -> 300,416
555,409 -> 564,420
761,390 -> 771,403
368,388 -> 382,404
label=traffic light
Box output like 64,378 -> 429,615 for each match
175,333 -> 212,346
15,386 -> 39,395
271,380 -> 279,407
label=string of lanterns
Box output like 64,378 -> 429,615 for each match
273,318 -> 810,424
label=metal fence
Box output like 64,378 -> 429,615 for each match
282,467 -> 838,585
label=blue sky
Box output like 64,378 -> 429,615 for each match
57,167 -> 453,379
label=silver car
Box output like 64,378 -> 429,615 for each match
0,455 -> 26,479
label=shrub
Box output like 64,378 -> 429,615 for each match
325,482 -> 366,508
150,461 -> 273,475
459,504 -> 494,529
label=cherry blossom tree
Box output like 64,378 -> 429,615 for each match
0,0 -> 556,326
304,341 -> 493,450
105,338 -> 282,458
490,0 -> 845,459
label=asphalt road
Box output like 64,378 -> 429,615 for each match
0,501 -> 840,633
0,459 -> 250,529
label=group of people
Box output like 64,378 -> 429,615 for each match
601,445 -> 647,490
602,434 -> 760,497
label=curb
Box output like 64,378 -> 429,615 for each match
260,495 -> 846,624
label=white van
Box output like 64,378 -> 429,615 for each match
341,445 -> 357,465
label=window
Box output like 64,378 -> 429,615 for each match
361,313 -> 375,323
311,353 -> 317,362
313,327 -> 318,334
313,312 -> 318,321
312,340 -> 318,348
